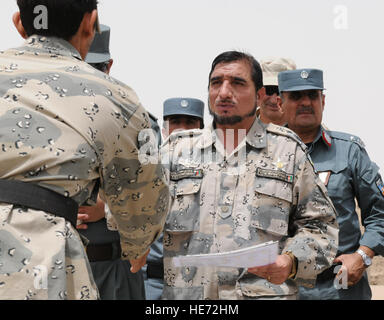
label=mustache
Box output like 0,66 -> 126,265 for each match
296,106 -> 314,115
217,99 -> 235,106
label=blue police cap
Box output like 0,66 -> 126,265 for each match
163,98 -> 204,120
278,69 -> 325,92
85,24 -> 111,64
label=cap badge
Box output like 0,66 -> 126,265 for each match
301,70 -> 309,79
180,100 -> 189,108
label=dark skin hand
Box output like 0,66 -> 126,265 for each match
248,254 -> 293,285
76,196 -> 150,273
334,246 -> 374,287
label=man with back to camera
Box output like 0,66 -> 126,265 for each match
257,57 -> 296,126
75,24 -> 149,300
142,97 -> 205,300
0,0 -> 169,299
161,51 -> 339,300
277,68 -> 384,299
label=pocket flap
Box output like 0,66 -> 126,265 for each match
175,178 -> 202,196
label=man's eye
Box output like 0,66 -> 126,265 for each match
308,92 -> 319,100
290,92 -> 301,100
233,80 -> 245,86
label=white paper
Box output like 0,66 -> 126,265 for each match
171,241 -> 278,268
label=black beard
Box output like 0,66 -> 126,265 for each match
210,104 -> 257,125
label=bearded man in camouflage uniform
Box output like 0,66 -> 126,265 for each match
161,51 -> 338,300
0,0 -> 169,300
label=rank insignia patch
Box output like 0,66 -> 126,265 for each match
256,167 -> 294,184
318,171 -> 331,187
376,178 -> 384,197
171,169 -> 204,181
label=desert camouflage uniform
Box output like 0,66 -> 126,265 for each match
0,36 -> 169,300
162,118 -> 338,300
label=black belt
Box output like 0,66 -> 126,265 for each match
0,179 -> 78,228
86,242 -> 122,262
147,262 -> 164,279
316,264 -> 341,282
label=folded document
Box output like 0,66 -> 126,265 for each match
171,241 -> 278,268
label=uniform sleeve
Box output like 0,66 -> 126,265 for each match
350,144 -> 384,256
98,98 -> 170,260
282,147 -> 339,288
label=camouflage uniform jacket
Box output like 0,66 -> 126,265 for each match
162,118 -> 338,300
0,36 -> 169,300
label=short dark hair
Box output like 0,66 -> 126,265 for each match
17,0 -> 98,41
208,51 -> 263,93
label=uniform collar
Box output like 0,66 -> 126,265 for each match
196,118 -> 267,150
246,117 -> 268,149
22,35 -> 83,61
312,125 -> 332,148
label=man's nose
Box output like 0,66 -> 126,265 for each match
299,94 -> 311,106
218,81 -> 233,99
269,93 -> 278,104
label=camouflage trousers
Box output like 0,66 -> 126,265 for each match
0,204 -> 99,300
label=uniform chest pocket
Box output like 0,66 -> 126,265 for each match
250,176 -> 293,236
165,178 -> 202,232
315,161 -> 349,198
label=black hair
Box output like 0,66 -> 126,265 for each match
17,0 -> 98,41
208,51 -> 263,94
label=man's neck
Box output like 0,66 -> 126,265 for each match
215,117 -> 255,153
260,114 -> 285,126
290,126 -> 320,144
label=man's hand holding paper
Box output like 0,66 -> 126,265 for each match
248,254 -> 294,285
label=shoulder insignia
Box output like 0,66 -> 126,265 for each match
349,135 -> 366,149
328,131 -> 366,149
267,124 -> 308,152
376,178 -> 384,197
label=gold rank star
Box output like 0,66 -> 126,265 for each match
273,158 -> 286,170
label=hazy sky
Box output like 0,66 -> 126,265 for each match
1,0 -> 383,172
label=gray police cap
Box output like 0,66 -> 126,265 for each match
85,24 -> 111,64
278,69 -> 325,92
163,98 -> 204,120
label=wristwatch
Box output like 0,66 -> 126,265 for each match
356,249 -> 372,267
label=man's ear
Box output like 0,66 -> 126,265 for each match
257,87 -> 266,101
276,95 -> 283,109
321,93 -> 326,112
71,9 -> 98,59
106,59 -> 113,75
80,9 -> 98,38
13,12 -> 28,39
